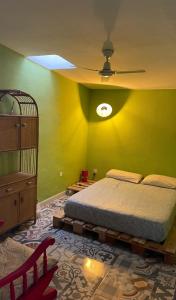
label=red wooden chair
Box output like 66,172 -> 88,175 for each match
0,220 -> 58,300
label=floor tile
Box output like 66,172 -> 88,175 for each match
52,229 -> 117,265
92,266 -> 154,299
52,255 -> 108,300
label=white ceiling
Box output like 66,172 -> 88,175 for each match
0,0 -> 176,89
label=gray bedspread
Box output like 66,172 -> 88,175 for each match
65,178 -> 176,242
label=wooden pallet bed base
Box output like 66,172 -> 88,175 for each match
53,211 -> 176,265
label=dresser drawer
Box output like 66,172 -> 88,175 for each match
22,177 -> 37,189
0,177 -> 36,198
0,183 -> 20,198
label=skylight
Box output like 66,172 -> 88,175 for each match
27,55 -> 76,70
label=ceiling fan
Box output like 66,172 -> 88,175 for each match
83,47 -> 146,79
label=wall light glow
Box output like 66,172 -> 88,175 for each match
96,103 -> 112,118
27,55 -> 76,70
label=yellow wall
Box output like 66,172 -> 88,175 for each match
87,89 -> 176,179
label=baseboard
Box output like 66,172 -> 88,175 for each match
37,191 -> 66,209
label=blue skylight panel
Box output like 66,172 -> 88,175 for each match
27,55 -> 76,70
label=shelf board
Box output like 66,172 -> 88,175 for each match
0,172 -> 35,187
0,114 -> 38,118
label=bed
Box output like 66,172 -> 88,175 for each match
65,172 -> 176,243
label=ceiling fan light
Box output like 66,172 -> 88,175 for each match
99,70 -> 112,77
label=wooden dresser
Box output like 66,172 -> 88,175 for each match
0,90 -> 39,234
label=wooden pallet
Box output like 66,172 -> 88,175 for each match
67,180 -> 96,194
53,210 -> 176,264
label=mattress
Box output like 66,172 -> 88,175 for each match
65,178 -> 176,242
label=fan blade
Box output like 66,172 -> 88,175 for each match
115,69 -> 146,74
81,67 -> 99,72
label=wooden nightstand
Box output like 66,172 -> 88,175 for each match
66,180 -> 96,195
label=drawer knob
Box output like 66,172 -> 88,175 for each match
6,188 -> 13,193
27,181 -> 33,185
15,123 -> 20,128
21,123 -> 27,127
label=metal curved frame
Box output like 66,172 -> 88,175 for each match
0,89 -> 39,176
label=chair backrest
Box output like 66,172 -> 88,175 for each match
0,220 -> 4,227
0,233 -> 58,300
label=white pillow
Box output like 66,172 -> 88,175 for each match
106,169 -> 143,183
142,174 -> 176,189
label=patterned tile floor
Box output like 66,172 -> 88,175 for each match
9,195 -> 176,299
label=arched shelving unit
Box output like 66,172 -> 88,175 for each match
0,89 -> 39,234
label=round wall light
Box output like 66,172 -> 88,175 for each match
96,103 -> 112,118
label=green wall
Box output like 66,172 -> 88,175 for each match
87,89 -> 176,179
0,44 -> 89,201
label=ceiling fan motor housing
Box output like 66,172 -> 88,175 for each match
102,48 -> 114,58
99,69 -> 115,77
99,61 -> 115,77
